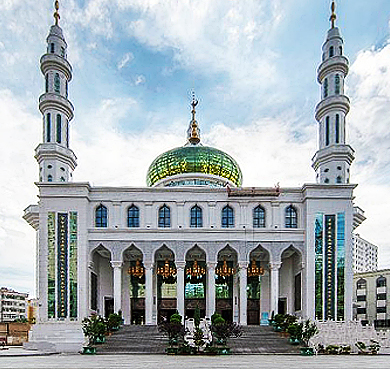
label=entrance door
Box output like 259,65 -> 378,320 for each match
104,297 -> 114,318
278,298 -> 287,315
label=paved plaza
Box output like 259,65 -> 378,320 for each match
0,350 -> 390,369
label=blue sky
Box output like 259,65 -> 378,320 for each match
1,0 -> 390,296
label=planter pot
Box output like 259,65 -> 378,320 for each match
166,347 -> 178,355
300,347 -> 314,356
82,346 -> 96,355
94,336 -> 106,344
289,338 -> 300,345
218,347 -> 231,355
111,326 -> 120,331
273,325 -> 283,332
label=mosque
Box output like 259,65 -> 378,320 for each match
23,1 -> 365,352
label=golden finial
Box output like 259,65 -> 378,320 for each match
54,0 -> 60,26
187,92 -> 200,145
330,1 -> 336,29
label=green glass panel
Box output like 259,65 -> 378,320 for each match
337,212 -> 345,321
69,212 -> 77,318
315,213 -> 323,320
47,212 -> 56,318
146,145 -> 242,187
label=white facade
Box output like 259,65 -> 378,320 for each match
23,2 -> 364,353
0,288 -> 28,322
353,233 -> 378,273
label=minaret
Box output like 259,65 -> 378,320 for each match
312,1 -> 354,185
35,1 -> 76,183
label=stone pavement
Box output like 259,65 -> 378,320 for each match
0,353 -> 390,369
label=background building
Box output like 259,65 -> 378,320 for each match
353,233 -> 378,273
0,288 -> 28,322
354,269 -> 390,328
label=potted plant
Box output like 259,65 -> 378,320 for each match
287,322 -> 302,345
210,317 -> 242,354
272,314 -> 285,332
81,314 -> 107,354
158,312 -> 186,354
299,319 -> 318,356
107,312 -> 123,332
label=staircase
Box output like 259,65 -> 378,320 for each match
96,325 -> 166,355
229,326 -> 300,354
97,325 -> 300,354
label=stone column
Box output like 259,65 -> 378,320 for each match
144,262 -> 154,325
111,261 -> 123,314
176,262 -> 186,319
269,262 -> 282,315
206,262 -> 217,318
239,262 -> 248,325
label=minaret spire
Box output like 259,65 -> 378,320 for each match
187,93 -> 201,145
330,1 -> 336,29
54,0 -> 60,26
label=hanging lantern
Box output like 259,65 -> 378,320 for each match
215,258 -> 235,277
156,259 -> 177,279
128,259 -> 145,278
247,259 -> 265,277
186,259 -> 206,278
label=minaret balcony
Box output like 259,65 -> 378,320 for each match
39,93 -> 74,121
40,54 -> 72,81
317,56 -> 349,83
315,95 -> 350,121
312,144 -> 355,170
35,143 -> 77,170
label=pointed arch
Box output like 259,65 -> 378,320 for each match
221,205 -> 234,228
253,205 -> 265,228
95,204 -> 108,228
127,204 -> 140,228
285,205 -> 298,228
190,205 -> 203,228
158,204 -> 170,228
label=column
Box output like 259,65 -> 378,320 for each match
111,261 -> 123,314
206,262 -> 216,318
239,262 -> 248,325
176,262 -> 186,319
269,262 -> 282,315
233,273 -> 239,322
144,262 -> 154,325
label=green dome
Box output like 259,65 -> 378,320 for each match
146,145 -> 242,187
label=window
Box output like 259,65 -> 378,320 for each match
127,205 -> 140,228
190,205 -> 203,228
60,177 -> 65,182
357,295 -> 366,302
158,205 -> 170,228
336,176 -> 342,184
377,293 -> 387,300
339,46 -> 343,55
54,73 -> 60,93
221,205 -> 234,228
285,205 -> 297,228
377,307 -> 387,314
56,114 -> 61,143
95,205 -> 108,228
253,205 -> 265,228
357,279 -> 366,289
47,175 -> 53,182
335,74 -> 341,95
377,276 -> 387,288
45,74 -> 49,93
46,113 -> 51,142
329,46 -> 334,57
61,47 -> 65,57
65,81 -> 68,98
50,43 -> 55,53
324,78 -> 328,98
325,116 -> 330,146
357,307 -> 366,315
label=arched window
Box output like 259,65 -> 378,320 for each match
377,276 -> 387,288
324,78 -> 328,98
285,205 -> 297,228
56,114 -> 61,143
357,278 -> 366,290
336,176 -> 342,184
325,116 -> 330,146
158,205 -> 170,228
46,113 -> 51,142
54,73 -> 60,93
329,46 -> 334,57
335,74 -> 340,95
47,174 -> 53,182
190,205 -> 203,228
50,43 -> 55,53
339,46 -> 343,55
65,80 -> 68,98
324,178 -> 329,184
253,205 -> 265,228
95,205 -> 108,228
66,121 -> 69,147
127,205 -> 140,228
335,114 -> 340,143
60,177 -> 65,182
45,74 -> 49,93
221,205 -> 234,228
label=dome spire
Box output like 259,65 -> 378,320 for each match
330,1 -> 336,28
54,0 -> 60,26
188,92 -> 200,145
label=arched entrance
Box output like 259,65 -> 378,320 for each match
185,245 -> 206,319
216,245 -> 237,322
123,245 -> 145,325
155,245 -> 177,323
90,245 -> 112,318
247,245 -> 270,325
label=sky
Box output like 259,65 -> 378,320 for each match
1,0 -> 390,297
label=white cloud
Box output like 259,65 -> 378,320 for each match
117,52 -> 134,70
134,74 -> 145,85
